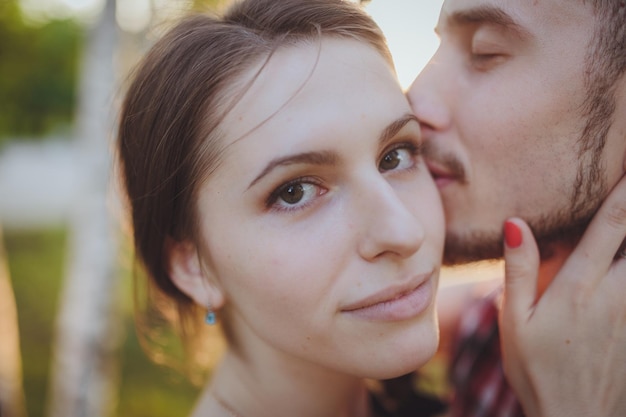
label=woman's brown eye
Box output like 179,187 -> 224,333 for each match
267,181 -> 322,211
279,184 -> 305,204
380,150 -> 401,171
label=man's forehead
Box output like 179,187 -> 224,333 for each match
438,0 -> 592,33
441,3 -> 523,29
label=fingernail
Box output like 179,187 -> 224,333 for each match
504,220 -> 523,248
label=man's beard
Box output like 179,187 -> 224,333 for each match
443,203 -> 602,265
442,90 -> 613,266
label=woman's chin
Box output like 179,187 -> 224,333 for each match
367,320 -> 440,380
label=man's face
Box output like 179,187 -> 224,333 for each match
408,0 -> 626,264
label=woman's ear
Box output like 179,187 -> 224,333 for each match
164,237 -> 224,309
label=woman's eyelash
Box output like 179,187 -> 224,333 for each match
382,141 -> 422,159
265,177 -> 322,208
406,141 -> 422,154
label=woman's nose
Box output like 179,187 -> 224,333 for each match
356,179 -> 424,262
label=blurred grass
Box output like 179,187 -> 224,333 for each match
5,227 -> 199,417
6,228 -> 65,417
117,315 -> 199,417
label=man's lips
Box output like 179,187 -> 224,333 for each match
425,160 -> 458,187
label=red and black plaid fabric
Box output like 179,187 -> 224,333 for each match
447,289 -> 524,417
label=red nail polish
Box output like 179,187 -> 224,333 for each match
504,220 -> 523,248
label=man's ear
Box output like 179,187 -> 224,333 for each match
164,237 -> 224,309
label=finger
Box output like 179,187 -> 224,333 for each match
502,218 -> 541,319
562,174 -> 626,280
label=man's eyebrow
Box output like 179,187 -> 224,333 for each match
248,113 -> 419,189
444,5 -> 531,38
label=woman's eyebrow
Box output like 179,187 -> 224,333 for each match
248,113 -> 419,189
378,113 -> 419,148
248,150 -> 338,189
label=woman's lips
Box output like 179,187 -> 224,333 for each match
341,272 -> 435,322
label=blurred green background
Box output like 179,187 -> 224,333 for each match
5,228 -> 199,417
1,0 -> 215,415
0,0 -> 80,148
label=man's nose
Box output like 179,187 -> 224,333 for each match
406,53 -> 453,135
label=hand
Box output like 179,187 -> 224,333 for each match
499,177 -> 626,417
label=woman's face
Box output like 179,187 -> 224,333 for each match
194,38 -> 444,379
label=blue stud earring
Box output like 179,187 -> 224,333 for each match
205,303 -> 216,325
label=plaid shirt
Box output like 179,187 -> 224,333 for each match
447,289 -> 525,417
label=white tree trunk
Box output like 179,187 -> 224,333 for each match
46,0 -> 122,416
0,226 -> 27,417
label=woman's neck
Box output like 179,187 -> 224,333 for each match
192,350 -> 373,417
